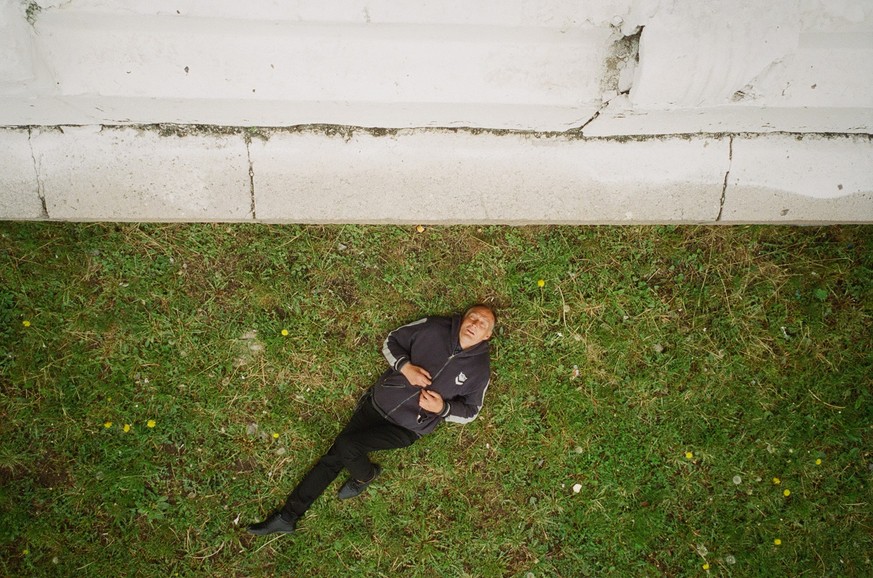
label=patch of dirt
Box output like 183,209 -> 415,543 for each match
235,329 -> 265,367
234,456 -> 258,473
36,450 -> 73,489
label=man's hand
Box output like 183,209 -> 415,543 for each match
418,389 -> 445,414
401,363 -> 432,387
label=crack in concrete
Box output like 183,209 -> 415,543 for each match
716,135 -> 733,222
27,128 -> 49,219
578,108 -> 604,133
244,136 -> 257,220
12,123 -> 871,142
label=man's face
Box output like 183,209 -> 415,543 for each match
459,306 -> 495,347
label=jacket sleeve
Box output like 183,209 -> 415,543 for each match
381,317 -> 429,371
441,376 -> 490,424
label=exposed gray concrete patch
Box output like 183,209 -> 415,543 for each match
30,126 -> 252,221
720,190 -> 872,223
723,133 -> 873,222
0,128 -> 43,219
250,130 -> 727,224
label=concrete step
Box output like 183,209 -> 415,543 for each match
3,126 -> 870,223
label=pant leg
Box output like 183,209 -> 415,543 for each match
282,393 -> 417,518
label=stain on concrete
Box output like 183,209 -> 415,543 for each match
245,138 -> 257,220
721,189 -> 872,223
149,123 -> 243,139
602,27 -> 642,97
25,2 -> 41,26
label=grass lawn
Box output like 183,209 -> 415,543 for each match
1,223 -> 871,577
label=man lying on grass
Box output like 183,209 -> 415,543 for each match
247,304 -> 496,535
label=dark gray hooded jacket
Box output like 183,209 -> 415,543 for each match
371,315 -> 491,436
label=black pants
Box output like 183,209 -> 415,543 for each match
282,390 -> 418,518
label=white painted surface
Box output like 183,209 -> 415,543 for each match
0,0 -> 35,88
0,0 -> 616,130
31,126 -> 252,221
590,0 -> 873,135
1,1 -> 872,223
0,129 -> 42,219
624,0 -> 803,109
0,0 -> 870,133
251,130 -> 728,223
723,134 -> 873,222
584,101 -> 873,136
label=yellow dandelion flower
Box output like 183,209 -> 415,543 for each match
685,451 -> 694,459
774,538 -> 781,545
281,329 -> 289,336
537,279 -> 545,287
104,421 -> 112,428
702,563 -> 709,570
416,225 -> 425,233
815,458 -> 822,465
147,419 -> 156,428
783,489 -> 790,497
772,477 -> 781,484
22,320 -> 31,327
272,432 -> 279,439
123,424 -> 131,433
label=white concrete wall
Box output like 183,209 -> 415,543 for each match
1,0 -> 872,222
3,0 -> 870,133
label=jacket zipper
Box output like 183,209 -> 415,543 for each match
384,353 -> 456,417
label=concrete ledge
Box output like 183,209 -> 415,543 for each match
0,129 -> 42,219
1,5 -> 610,131
251,130 -> 728,223
584,103 -> 873,137
3,126 -> 872,224
723,134 -> 873,222
0,97 -> 599,132
3,1 -> 871,135
31,126 -> 252,221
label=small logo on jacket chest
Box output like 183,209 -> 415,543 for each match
454,372 -> 467,385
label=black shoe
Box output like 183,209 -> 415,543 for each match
247,510 -> 297,535
338,464 -> 382,500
